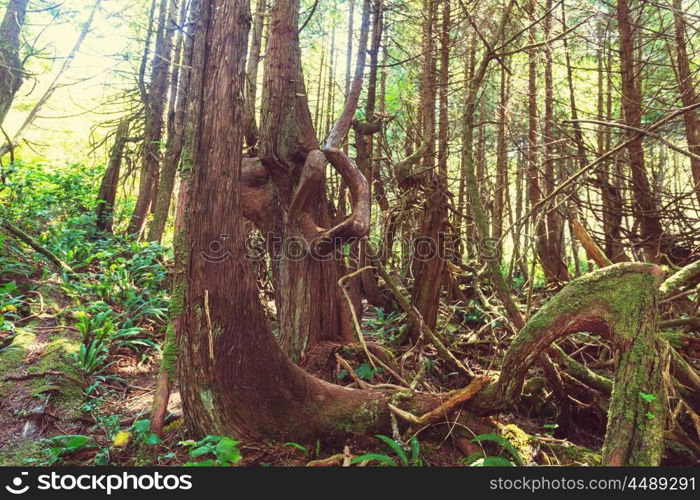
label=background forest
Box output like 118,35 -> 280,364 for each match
0,0 -> 698,467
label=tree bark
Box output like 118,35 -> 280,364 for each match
255,0 -> 372,360
0,0 -> 28,127
148,0 -> 197,243
243,0 -> 267,150
96,118 -> 131,233
128,0 -> 178,235
616,0 -> 666,262
671,0 -> 700,206
406,0 -> 445,342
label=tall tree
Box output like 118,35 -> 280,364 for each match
671,0 -> 700,206
243,0 -> 267,149
148,0 -> 197,243
0,0 -> 28,127
616,0 -> 665,261
96,118 -> 132,233
406,0 -> 445,341
128,0 -> 178,235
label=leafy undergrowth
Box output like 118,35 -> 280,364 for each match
1,163 -> 697,467
0,228 -> 608,467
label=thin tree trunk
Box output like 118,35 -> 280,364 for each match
148,0 -> 197,243
243,0 -> 267,149
96,118 -> 131,233
0,0 -> 28,127
128,0 -> 178,235
492,59 -> 509,256
671,0 -> 700,206
407,0 -> 443,341
543,0 -> 568,282
616,0 -> 665,262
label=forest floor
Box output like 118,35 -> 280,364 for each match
0,270 -> 619,467
0,238 -> 697,466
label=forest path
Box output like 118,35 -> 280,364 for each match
0,278 -> 180,464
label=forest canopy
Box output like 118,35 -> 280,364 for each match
0,0 -> 699,468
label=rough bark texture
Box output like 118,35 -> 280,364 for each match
406,0 -> 446,341
175,0 -> 441,442
255,0 -> 371,360
671,0 -> 700,205
128,0 -> 177,235
616,0 -> 666,261
148,0 -> 197,243
0,0 -> 28,127
96,118 -> 131,233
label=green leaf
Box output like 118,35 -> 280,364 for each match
375,434 -> 408,466
471,456 -> 515,467
215,437 -> 242,464
471,433 -> 524,466
350,453 -> 398,467
190,445 -> 213,458
66,435 -> 90,450
355,363 -> 376,380
144,433 -> 162,445
639,392 -> 657,403
132,419 -> 151,433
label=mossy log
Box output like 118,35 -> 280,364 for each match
466,262 -> 669,465
0,220 -> 74,273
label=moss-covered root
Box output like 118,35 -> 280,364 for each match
602,324 -> 669,466
658,258 -> 700,299
467,262 -> 669,465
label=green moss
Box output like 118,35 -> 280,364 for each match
161,324 -> 179,381
336,400 -> 382,433
200,388 -> 216,421
548,441 -> 602,466
169,280 -> 187,319
0,440 -> 42,466
499,424 -> 534,463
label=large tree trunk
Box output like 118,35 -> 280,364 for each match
175,0 -> 436,440
252,0 -> 373,360
128,0 -> 177,235
0,0 -> 28,127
